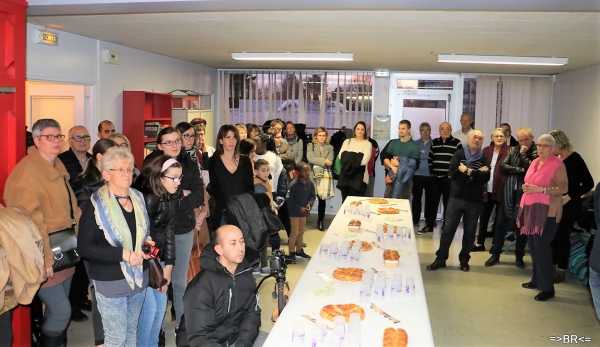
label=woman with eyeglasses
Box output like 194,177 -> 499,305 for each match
208,125 -> 254,229
518,134 -> 568,301
109,133 -> 141,183
74,138 -> 119,347
549,130 -> 594,283
136,155 -> 182,347
473,128 -> 511,252
5,118 -> 82,346
77,148 -> 152,346
138,127 -> 204,332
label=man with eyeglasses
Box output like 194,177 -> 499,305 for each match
59,126 -> 92,188
97,120 -> 116,139
57,125 -> 94,323
427,130 -> 490,273
485,127 -> 538,269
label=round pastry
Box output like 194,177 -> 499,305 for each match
350,201 -> 362,206
383,327 -> 408,347
319,304 -> 366,323
332,267 -> 365,282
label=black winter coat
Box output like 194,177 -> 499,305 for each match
139,186 -> 180,265
336,151 -> 365,190
141,149 -> 204,234
182,243 -> 261,347
74,170 -> 105,210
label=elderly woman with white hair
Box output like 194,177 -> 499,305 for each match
77,148 -> 152,346
518,134 -> 568,301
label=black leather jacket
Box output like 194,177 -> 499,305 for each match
141,150 -> 204,234
140,186 -> 180,265
74,170 -> 105,210
499,142 -> 538,202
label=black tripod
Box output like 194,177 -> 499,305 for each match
254,250 -> 290,322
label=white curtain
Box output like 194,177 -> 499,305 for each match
474,75 -> 499,139
218,70 -> 373,133
501,77 -> 552,138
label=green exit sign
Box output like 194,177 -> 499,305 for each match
35,30 -> 59,46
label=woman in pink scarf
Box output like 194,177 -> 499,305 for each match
517,134 -> 568,301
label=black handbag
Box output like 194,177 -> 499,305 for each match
261,206 -> 285,236
49,178 -> 80,272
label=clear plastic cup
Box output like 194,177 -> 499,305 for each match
391,274 -> 402,300
362,269 -> 374,286
316,319 -> 328,339
333,315 -> 345,328
333,325 -> 345,342
359,282 -> 371,303
376,226 -> 384,243
319,242 -> 329,257
329,242 -> 339,260
349,312 -> 361,326
292,322 -> 305,344
347,330 -> 361,347
406,277 -> 416,297
340,243 -> 350,262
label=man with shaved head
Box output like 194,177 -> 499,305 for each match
418,122 -> 462,235
453,113 -> 474,145
57,125 -> 93,323
180,225 -> 261,347
427,130 -> 490,273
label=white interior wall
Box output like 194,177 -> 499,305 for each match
26,23 -> 218,142
551,64 -> 600,181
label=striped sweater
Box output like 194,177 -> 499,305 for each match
428,136 -> 463,178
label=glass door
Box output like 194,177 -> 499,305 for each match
397,93 -> 449,221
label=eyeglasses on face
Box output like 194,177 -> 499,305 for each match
116,143 -> 129,148
493,135 -> 505,138
110,168 -> 133,174
536,144 -> 552,149
70,135 -> 91,142
163,175 -> 184,183
183,134 -> 197,140
38,134 -> 65,142
161,139 -> 182,146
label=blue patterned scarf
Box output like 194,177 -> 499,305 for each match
91,185 -> 149,289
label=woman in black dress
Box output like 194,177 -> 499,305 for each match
549,130 -> 594,283
208,124 -> 254,229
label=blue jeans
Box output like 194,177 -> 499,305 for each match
435,197 -> 482,263
589,267 -> 600,320
137,287 -> 167,346
173,231 -> 194,326
95,288 -> 146,347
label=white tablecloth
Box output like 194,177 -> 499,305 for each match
262,197 -> 435,347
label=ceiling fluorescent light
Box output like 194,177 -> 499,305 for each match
232,52 -> 353,61
437,54 -> 568,66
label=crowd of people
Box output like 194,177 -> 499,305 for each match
0,114 -> 599,347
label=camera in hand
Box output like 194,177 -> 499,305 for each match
142,242 -> 159,259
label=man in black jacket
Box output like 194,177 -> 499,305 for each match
182,225 -> 261,347
427,130 -> 491,272
57,125 -> 93,323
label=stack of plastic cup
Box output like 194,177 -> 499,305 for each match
359,276 -> 371,303
292,322 -> 305,346
363,269 -> 374,287
319,242 -> 329,258
333,315 -> 346,344
350,248 -> 360,262
376,225 -> 384,243
340,241 -> 350,263
390,274 -> 402,300
329,241 -> 338,261
405,277 -> 416,297
316,319 -> 328,341
347,315 -> 361,346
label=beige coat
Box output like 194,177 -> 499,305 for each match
0,205 -> 46,314
3,146 -> 81,270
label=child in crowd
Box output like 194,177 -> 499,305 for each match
253,159 -> 275,275
286,162 -> 316,263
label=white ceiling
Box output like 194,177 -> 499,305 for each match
27,5 -> 600,74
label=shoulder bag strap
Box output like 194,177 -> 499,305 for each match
62,177 -> 75,226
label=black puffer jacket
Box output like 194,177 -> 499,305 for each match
141,149 -> 204,234
74,171 -> 105,210
182,243 -> 261,347
139,186 -> 180,265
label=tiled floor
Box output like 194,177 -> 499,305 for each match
67,215 -> 599,346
